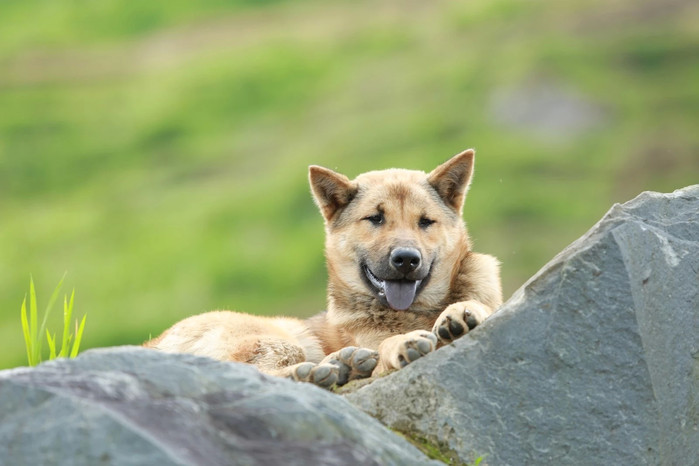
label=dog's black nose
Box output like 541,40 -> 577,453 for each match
390,248 -> 421,275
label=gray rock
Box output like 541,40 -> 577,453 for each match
0,347 -> 439,466
347,185 -> 699,466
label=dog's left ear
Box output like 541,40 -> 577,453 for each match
427,149 -> 475,214
309,166 -> 358,222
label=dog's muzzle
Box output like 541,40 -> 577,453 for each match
362,248 -> 430,311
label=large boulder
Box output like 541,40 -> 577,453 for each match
0,347 -> 439,466
347,185 -> 699,465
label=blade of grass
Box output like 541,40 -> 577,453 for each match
70,314 -> 87,358
46,330 -> 57,360
29,276 -> 38,364
36,272 -> 66,362
60,290 -> 75,358
20,296 -> 34,366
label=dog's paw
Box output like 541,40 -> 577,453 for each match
433,301 -> 488,344
374,330 -> 437,373
323,346 -> 379,385
397,330 -> 438,367
289,362 -> 339,389
381,330 -> 437,371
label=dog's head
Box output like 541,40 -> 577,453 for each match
309,149 -> 475,312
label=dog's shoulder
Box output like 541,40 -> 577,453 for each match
451,251 -> 503,309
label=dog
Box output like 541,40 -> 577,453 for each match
144,149 -> 503,387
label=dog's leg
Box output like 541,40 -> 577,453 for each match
230,335 -> 342,389
145,311 -> 342,388
432,300 -> 493,345
373,330 -> 437,374
202,335 -> 339,389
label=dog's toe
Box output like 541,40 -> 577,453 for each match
465,310 -> 479,330
311,363 -> 339,388
416,338 -> 433,355
448,317 -> 465,337
406,347 -> 421,362
356,357 -> 377,374
352,348 -> 378,373
293,362 -> 315,381
339,346 -> 357,360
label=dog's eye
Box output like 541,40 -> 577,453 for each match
364,213 -> 385,226
418,216 -> 436,229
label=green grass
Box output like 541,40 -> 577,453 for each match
20,276 -> 86,366
1,0 -> 697,369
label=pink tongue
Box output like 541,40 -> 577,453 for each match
384,280 -> 418,311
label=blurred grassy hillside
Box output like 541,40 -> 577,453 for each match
1,0 -> 697,369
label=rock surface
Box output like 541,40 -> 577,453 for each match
0,347 -> 439,466
347,185 -> 699,465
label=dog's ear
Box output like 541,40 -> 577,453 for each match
427,149 -> 475,214
309,166 -> 357,221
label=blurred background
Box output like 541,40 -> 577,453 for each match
1,0 -> 697,369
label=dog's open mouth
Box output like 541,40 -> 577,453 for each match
363,265 -> 426,311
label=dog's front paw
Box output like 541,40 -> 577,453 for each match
397,330 -> 437,367
376,330 -> 437,373
433,301 -> 489,345
322,346 -> 379,385
289,362 -> 339,389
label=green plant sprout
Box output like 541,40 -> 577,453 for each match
20,275 -> 86,366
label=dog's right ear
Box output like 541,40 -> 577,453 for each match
309,166 -> 358,222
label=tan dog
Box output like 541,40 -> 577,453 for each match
145,149 -> 503,387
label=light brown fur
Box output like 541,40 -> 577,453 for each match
145,149 -> 503,387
